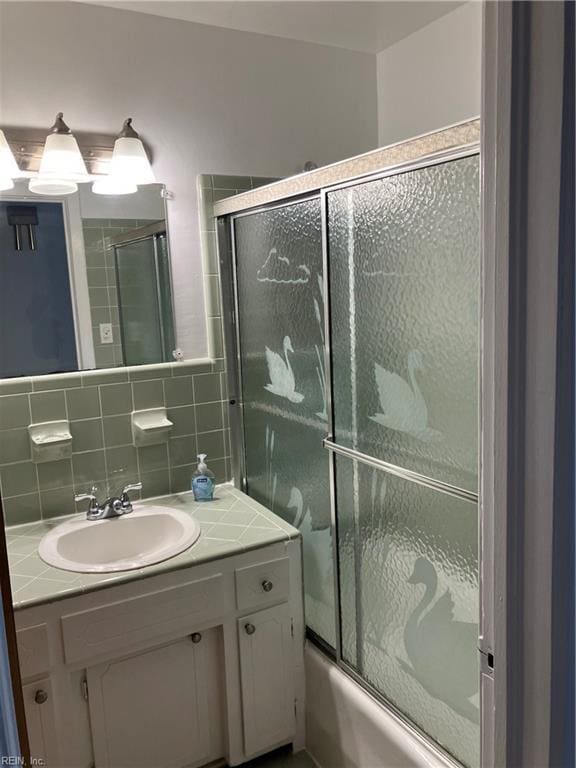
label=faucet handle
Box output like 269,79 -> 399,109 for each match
121,482 -> 142,498
75,486 -> 99,515
75,485 -> 98,501
120,482 -> 142,512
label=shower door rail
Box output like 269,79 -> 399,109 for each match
323,439 -> 478,505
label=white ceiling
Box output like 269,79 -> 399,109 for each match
79,1 -> 466,54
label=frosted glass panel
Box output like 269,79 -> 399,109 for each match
233,200 -> 335,646
336,457 -> 479,767
328,155 -> 480,492
328,153 -> 480,767
226,149 -> 479,765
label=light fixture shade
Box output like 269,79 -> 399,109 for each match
37,133 -> 88,182
110,137 -> 156,185
0,176 -> 15,192
29,113 -> 88,196
0,130 -> 20,179
92,176 -> 138,196
28,177 -> 78,196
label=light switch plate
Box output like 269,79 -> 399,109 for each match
99,323 -> 113,344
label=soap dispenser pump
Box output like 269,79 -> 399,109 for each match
192,454 -> 215,501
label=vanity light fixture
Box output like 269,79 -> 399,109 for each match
0,129 -> 20,191
92,118 -> 155,195
29,113 -> 89,196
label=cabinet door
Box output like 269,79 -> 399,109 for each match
87,629 -> 220,768
22,679 -> 59,767
238,603 -> 295,757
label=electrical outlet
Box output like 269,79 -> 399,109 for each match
99,323 -> 113,344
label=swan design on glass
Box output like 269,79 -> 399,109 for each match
264,425 -> 278,511
287,486 -> 306,528
398,557 -> 479,724
369,350 -> 442,442
264,335 -> 304,403
313,275 -> 327,420
287,486 -> 332,606
257,247 -> 310,284
362,471 -> 391,646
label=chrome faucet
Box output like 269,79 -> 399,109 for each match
75,482 -> 143,521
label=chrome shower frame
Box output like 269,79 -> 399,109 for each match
110,220 -> 176,365
217,130 -> 482,768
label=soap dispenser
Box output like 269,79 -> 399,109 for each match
192,454 -> 215,501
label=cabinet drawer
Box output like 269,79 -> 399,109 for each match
235,557 -> 289,611
62,574 -> 224,664
17,624 -> 50,679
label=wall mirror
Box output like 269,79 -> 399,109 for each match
0,181 -> 176,378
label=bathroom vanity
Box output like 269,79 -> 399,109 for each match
8,486 -> 304,768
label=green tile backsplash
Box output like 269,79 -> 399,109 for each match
0,363 -> 231,525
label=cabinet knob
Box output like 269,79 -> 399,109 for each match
244,623 -> 256,635
34,689 -> 48,705
191,632 -> 202,644
261,580 -> 273,593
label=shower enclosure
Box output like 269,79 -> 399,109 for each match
111,222 -> 175,366
217,122 -> 481,767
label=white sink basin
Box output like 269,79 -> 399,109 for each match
38,506 -> 201,573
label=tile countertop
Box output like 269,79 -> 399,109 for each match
6,484 -> 299,611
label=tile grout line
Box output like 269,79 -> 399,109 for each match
97,384 -> 110,498
32,384 -> 43,520
162,376 -> 172,494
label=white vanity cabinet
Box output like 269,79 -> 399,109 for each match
87,628 -> 222,768
15,538 -> 304,768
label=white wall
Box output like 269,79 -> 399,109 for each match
0,1 -> 377,358
377,2 -> 481,146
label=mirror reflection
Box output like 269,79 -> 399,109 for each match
0,181 -> 175,378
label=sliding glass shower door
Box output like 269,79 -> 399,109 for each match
326,153 -> 480,766
226,148 -> 480,767
232,199 -> 335,646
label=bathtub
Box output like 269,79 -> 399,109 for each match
305,644 -> 456,768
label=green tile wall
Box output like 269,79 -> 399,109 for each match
0,363 -> 231,526
197,174 -> 278,340
83,218 -> 157,369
